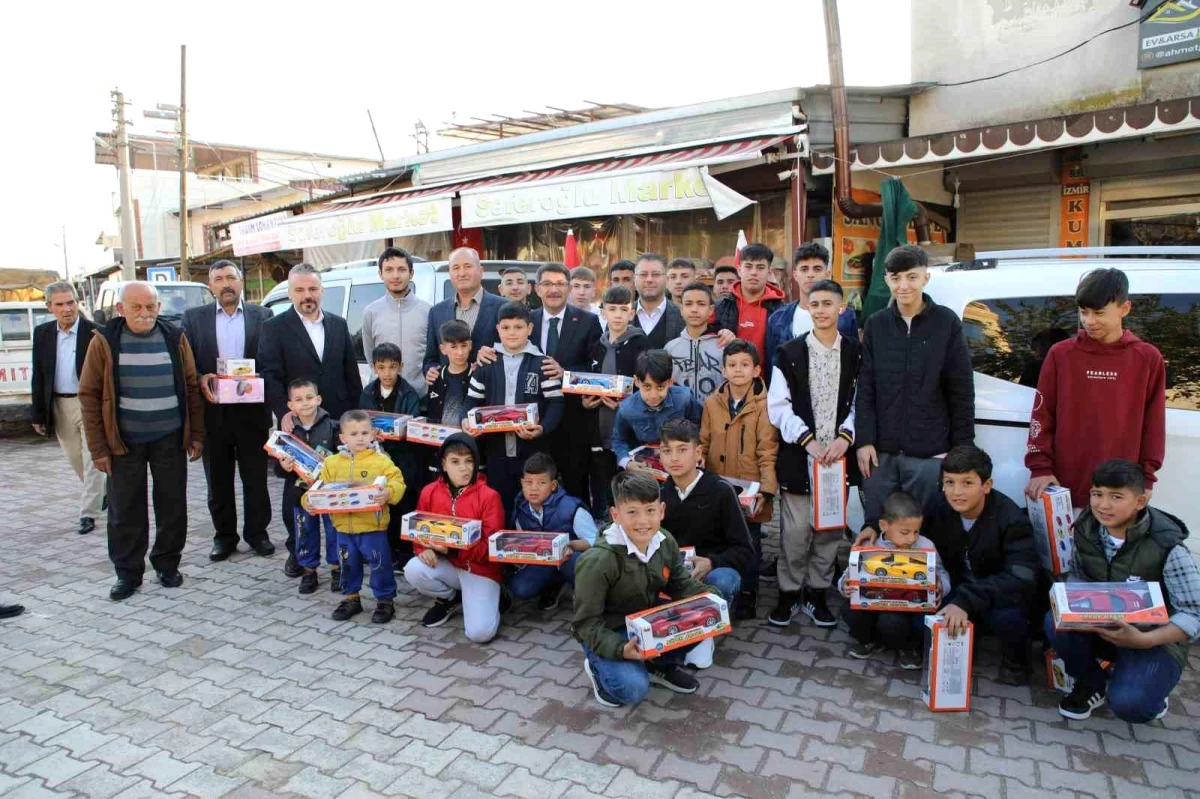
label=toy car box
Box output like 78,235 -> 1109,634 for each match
263,430 -> 325,484
406,417 -> 462,447
209,375 -> 265,404
400,511 -> 482,550
850,585 -> 939,613
1044,648 -> 1112,694
810,457 -> 848,531
305,477 -> 387,515
922,615 -> 974,712
465,403 -> 539,434
1027,485 -> 1075,575
847,547 -> 939,589
721,477 -> 762,516
679,546 -> 696,573
488,531 -> 570,566
561,370 -> 635,398
1050,581 -> 1170,630
629,443 -> 668,482
215,357 -> 256,377
625,593 -> 731,657
365,411 -> 411,441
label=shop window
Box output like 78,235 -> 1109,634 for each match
0,309 -> 30,344
348,283 -> 386,362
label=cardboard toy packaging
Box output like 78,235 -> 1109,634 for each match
406,417 -> 462,447
209,375 -> 265,404
809,456 -> 848,531
305,477 -> 388,515
465,403 -> 539,434
400,511 -> 482,549
1050,581 -> 1170,630
850,586 -> 939,613
215,357 -> 256,377
846,547 -> 939,589
679,546 -> 696,573
488,531 -> 570,566
561,370 -> 634,398
629,444 -> 669,482
1044,648 -> 1112,694
263,430 -> 325,484
922,615 -> 974,712
365,411 -> 411,441
721,477 -> 763,517
1027,485 -> 1075,575
626,593 -> 731,657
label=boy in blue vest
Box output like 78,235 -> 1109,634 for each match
509,452 -> 598,611
464,301 -> 564,523
1045,459 -> 1198,723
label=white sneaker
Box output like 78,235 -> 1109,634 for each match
684,636 -> 715,670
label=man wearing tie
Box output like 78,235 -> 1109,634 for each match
182,261 -> 276,561
31,281 -> 104,535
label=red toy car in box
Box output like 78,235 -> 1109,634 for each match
851,585 -> 938,612
465,403 -> 539,434
487,531 -> 570,565
1050,581 -> 1170,629
625,593 -> 731,656
648,603 -> 722,637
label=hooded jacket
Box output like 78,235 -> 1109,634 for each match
665,331 -> 725,401
612,385 -> 704,466
414,433 -> 506,583
304,443 -> 406,534
715,280 -> 786,361
700,378 -> 779,519
662,469 -> 758,581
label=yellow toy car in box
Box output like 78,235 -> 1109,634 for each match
846,547 -> 938,589
399,511 -> 482,549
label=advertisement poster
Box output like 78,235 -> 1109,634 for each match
1058,158 -> 1090,248
832,188 -> 948,291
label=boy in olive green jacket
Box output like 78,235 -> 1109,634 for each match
573,471 -> 718,708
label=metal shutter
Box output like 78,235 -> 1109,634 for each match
957,186 -> 1058,251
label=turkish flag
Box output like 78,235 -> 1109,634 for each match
564,228 -> 580,268
733,229 -> 748,266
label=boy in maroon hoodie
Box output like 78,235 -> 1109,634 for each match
1025,268 -> 1166,510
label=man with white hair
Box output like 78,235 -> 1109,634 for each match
422,247 -> 505,379
79,281 -> 205,601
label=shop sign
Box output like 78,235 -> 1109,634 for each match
230,210 -> 292,256
1058,159 -> 1090,248
832,188 -> 947,289
276,196 -> 453,250
1139,1 -> 1200,69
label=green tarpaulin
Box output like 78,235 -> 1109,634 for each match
862,177 -> 918,319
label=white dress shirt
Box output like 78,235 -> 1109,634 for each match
301,312 -> 325,360
636,300 -> 666,336
675,470 -> 704,501
540,307 -> 566,355
54,318 -> 81,394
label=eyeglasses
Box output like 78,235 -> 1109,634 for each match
637,272 -> 665,279
538,281 -> 569,290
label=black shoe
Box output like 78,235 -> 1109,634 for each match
109,579 -> 141,601
157,570 -> 183,588
499,586 -> 513,615
998,650 -> 1032,686
849,641 -> 881,660
283,554 -> 302,578
332,597 -> 363,621
583,658 -> 622,708
0,603 -> 26,619
209,542 -> 236,562
898,648 -> 923,671
422,592 -> 462,628
768,591 -> 802,627
646,661 -> 699,694
537,582 -> 563,612
330,568 -> 342,593
1059,683 -> 1106,720
392,551 -> 412,573
298,571 -> 318,595
802,588 -> 837,628
759,556 -> 778,584
250,539 -> 276,557
733,589 -> 758,621
79,517 -> 95,535
372,599 -> 395,624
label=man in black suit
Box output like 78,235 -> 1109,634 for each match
258,263 -> 364,576
531,262 -> 602,501
182,261 -> 275,561
31,281 -> 104,535
422,247 -> 506,381
631,253 -> 686,348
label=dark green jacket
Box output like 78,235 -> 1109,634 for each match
573,526 -> 716,660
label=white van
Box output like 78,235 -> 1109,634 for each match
923,246 -> 1199,551
93,279 -> 214,326
0,302 -> 54,414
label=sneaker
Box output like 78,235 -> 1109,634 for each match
849,641 -> 881,660
684,636 -> 715,670
537,582 -> 564,612
329,568 -> 342,593
283,554 -> 302,578
898,649 -> 923,670
768,591 -> 802,627
583,658 -> 622,708
802,589 -> 837,628
331,597 -> 363,621
759,556 -> 778,584
1152,698 -> 1169,722
646,661 -> 700,694
422,592 -> 462,628
1058,683 -> 1106,720
298,571 -> 318,595
499,586 -> 513,615
371,599 -> 395,624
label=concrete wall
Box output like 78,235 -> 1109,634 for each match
909,0 -> 1200,135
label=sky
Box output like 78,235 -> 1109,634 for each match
0,0 -> 910,276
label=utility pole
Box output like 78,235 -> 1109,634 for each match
61,226 -> 70,280
112,89 -> 138,280
179,44 -> 189,281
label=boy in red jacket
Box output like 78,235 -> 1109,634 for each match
1025,268 -> 1166,510
403,433 -> 507,642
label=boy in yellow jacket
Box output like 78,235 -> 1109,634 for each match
304,410 -> 406,623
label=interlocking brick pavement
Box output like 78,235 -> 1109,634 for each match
1,432 -> 1199,798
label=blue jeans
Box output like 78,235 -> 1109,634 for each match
582,640 -> 690,707
704,567 -> 742,605
338,531 -> 397,601
943,588 -> 1030,657
1043,611 -> 1183,723
296,506 -> 338,570
509,551 -> 581,600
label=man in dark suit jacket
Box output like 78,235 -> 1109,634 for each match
182,261 -> 275,561
31,281 -> 104,535
531,262 -> 603,502
422,247 -> 505,380
631,254 -> 686,348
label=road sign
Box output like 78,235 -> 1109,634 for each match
147,266 -> 178,282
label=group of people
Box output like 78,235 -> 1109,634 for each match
20,239 -> 1194,724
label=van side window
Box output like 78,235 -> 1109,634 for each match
963,294 -> 1200,411
320,286 -> 346,317
347,283 -> 386,361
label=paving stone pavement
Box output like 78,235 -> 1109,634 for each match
1,433 -> 1198,798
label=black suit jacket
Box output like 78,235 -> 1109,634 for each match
182,302 -> 273,429
258,307 -> 364,424
31,317 -> 97,434
422,290 -> 506,373
632,300 -> 686,349
532,306 -> 603,372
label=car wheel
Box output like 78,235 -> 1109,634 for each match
537,549 -> 551,558
667,624 -> 680,635
419,524 -> 431,533
915,572 -> 926,582
704,616 -> 717,628
875,568 -> 888,577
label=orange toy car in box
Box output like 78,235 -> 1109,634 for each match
399,511 -> 482,549
850,585 -> 939,613
561,370 -> 634,398
465,403 -> 539,434
487,531 -> 570,566
1050,581 -> 1169,629
406,417 -> 462,447
629,444 -> 668,482
846,547 -> 938,589
626,593 -> 731,656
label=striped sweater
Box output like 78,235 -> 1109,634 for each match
118,326 -> 182,443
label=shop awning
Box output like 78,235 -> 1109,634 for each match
275,191 -> 455,251
810,96 -> 1200,174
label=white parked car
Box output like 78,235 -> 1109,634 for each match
0,302 -> 54,417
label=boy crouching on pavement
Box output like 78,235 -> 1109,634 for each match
573,471 -> 719,708
303,410 -> 406,623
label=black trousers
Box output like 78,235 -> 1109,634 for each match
202,410 -> 271,548
107,430 -> 188,581
551,433 -> 591,510
589,449 -> 618,520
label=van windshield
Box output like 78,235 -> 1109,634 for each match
156,285 -> 214,319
